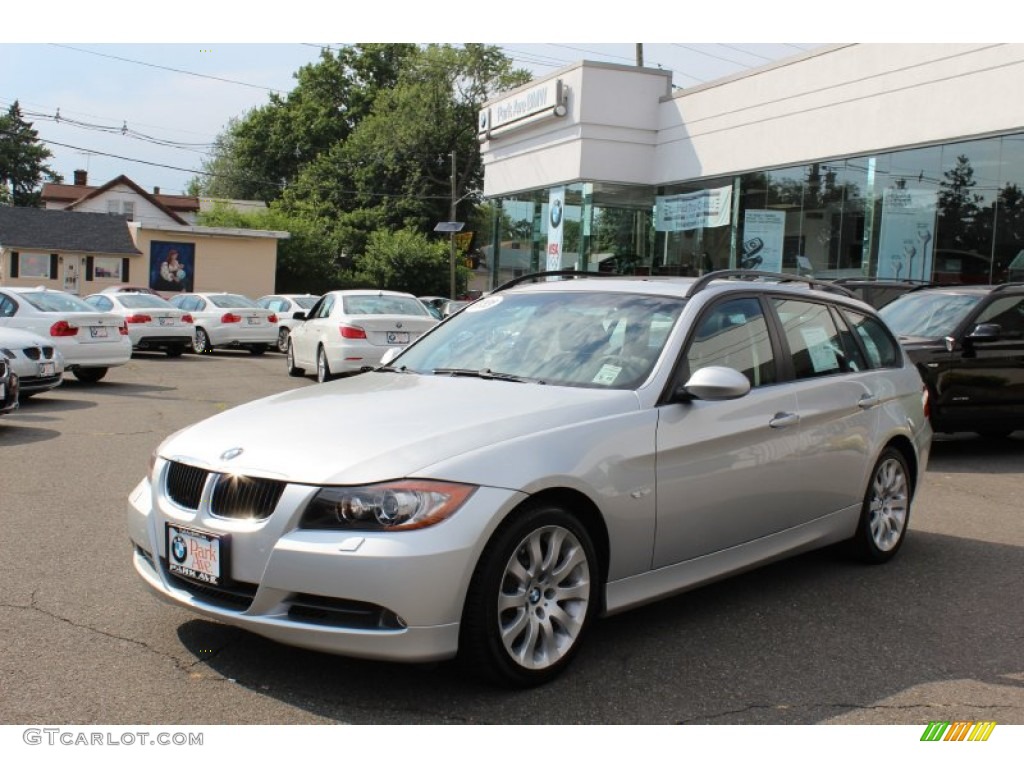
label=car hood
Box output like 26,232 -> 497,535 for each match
0,327 -> 54,347
159,372 -> 641,485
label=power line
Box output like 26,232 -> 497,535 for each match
48,44 -> 291,94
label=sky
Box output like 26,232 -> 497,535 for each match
1,1 -> 973,197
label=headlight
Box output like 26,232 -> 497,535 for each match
300,480 -> 477,531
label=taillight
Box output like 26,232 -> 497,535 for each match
182,314 -> 194,324
268,313 -> 278,324
221,313 -> 242,323
339,325 -> 367,340
922,384 -> 931,420
50,320 -> 79,337
125,314 -> 152,324
119,322 -> 129,336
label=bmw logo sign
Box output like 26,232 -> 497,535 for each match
171,534 -> 187,563
478,110 -> 490,132
220,447 -> 244,461
549,199 -> 563,229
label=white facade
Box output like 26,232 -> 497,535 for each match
481,43 -> 1024,195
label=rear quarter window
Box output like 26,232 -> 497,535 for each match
841,309 -> 902,368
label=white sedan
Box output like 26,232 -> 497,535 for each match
167,293 -> 278,355
0,327 -> 65,398
85,292 -> 195,357
286,290 -> 439,382
0,287 -> 131,383
256,293 -> 320,352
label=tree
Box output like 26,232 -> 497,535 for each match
0,101 -> 62,207
353,228 -> 458,296
191,45 -> 419,201
937,154 -> 985,251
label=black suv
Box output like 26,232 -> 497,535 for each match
879,284 -> 1024,437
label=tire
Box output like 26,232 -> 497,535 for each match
286,340 -> 305,377
165,345 -> 184,358
193,327 -> 211,354
849,447 -> 911,564
277,327 -> 290,354
316,346 -> 333,383
249,344 -> 267,356
72,367 -> 108,383
459,503 -> 598,688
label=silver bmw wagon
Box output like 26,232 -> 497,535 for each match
128,271 -> 932,686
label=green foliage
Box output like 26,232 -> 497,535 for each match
0,101 -> 61,207
353,228 -> 456,296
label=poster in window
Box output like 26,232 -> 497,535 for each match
19,253 -> 51,279
93,257 -> 123,280
877,189 -> 936,280
741,211 -> 786,272
150,241 -> 195,293
545,186 -> 565,273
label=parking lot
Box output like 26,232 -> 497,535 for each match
1,351 -> 1023,724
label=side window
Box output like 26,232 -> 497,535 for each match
316,296 -> 335,319
0,295 -> 17,317
829,306 -> 868,372
975,296 -> 1024,338
772,299 -> 851,379
686,297 -> 776,387
841,309 -> 902,368
87,296 -> 114,311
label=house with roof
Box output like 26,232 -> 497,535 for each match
0,207 -> 142,294
30,171 -> 288,297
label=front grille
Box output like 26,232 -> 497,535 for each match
287,593 -> 405,630
23,347 -> 40,361
163,566 -> 258,611
165,461 -> 209,510
210,474 -> 285,520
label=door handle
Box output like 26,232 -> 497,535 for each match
769,412 -> 800,429
858,394 -> 880,410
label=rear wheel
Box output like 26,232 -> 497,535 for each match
286,340 -> 305,377
316,346 -> 333,383
277,327 -> 290,353
72,367 -> 108,383
849,447 -> 911,563
459,503 -> 598,687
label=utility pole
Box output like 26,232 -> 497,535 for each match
635,44 -> 644,67
450,151 -> 457,299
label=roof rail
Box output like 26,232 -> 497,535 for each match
490,269 -> 621,294
684,270 -> 856,299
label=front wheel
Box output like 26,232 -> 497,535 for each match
72,367 -> 108,383
192,327 -> 211,354
277,327 -> 290,353
459,504 -> 598,687
849,447 -> 911,563
286,340 -> 305,377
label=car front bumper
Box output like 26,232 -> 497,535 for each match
127,475 -> 525,662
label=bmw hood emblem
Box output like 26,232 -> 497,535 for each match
220,447 -> 244,461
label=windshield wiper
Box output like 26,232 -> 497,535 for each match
377,364 -> 417,374
431,367 -> 539,383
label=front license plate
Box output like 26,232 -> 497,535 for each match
386,331 -> 410,344
89,326 -> 108,338
38,361 -> 55,376
167,524 -> 224,586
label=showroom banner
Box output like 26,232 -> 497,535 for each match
546,186 -> 565,273
877,189 -> 936,280
741,210 -> 786,272
150,241 -> 195,293
655,186 -> 733,232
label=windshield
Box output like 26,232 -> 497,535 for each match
880,292 -> 983,338
342,295 -> 430,316
209,294 -> 257,309
21,291 -> 98,313
392,291 -> 685,389
118,294 -> 174,309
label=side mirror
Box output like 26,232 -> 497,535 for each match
966,323 -> 1002,343
293,311 -> 306,321
677,366 -> 751,402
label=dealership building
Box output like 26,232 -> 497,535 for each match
477,43 -> 1024,287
